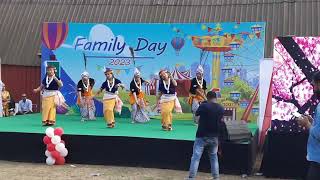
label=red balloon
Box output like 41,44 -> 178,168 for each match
54,127 -> 64,136
47,143 -> 55,152
43,136 -> 51,145
55,156 -> 65,165
50,151 -> 60,159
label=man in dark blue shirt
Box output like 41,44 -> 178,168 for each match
298,71 -> 320,180
188,91 -> 224,180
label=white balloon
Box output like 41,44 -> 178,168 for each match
45,150 -> 51,157
60,148 -> 68,157
55,143 -> 65,152
51,135 -> 61,145
46,156 -> 55,165
45,127 -> 55,138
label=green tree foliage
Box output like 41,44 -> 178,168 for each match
221,76 -> 255,101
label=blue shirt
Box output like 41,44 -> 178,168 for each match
158,80 -> 176,94
130,78 -> 145,95
195,101 -> 224,138
42,76 -> 60,90
100,78 -> 121,93
18,99 -> 32,112
189,77 -> 207,95
307,103 -> 320,163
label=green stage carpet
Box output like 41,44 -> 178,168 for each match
0,114 -> 258,141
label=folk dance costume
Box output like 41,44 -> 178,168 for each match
1,85 -> 10,117
188,65 -> 207,123
40,74 -> 65,126
129,68 -> 150,123
158,70 -> 182,131
77,71 -> 96,121
100,68 -> 123,128
33,66 -> 65,126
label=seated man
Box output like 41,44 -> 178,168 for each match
17,93 -> 32,115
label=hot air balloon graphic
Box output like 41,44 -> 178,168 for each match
171,36 -> 185,55
42,22 -> 69,60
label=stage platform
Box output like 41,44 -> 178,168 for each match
0,114 -> 258,175
260,131 -> 309,179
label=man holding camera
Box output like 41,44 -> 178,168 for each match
297,71 -> 320,180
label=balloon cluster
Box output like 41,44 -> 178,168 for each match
43,127 -> 68,165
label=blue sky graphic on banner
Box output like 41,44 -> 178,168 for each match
41,22 -> 265,119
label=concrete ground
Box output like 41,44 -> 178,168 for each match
0,160 -> 289,180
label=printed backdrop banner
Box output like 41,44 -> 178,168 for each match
41,22 -> 265,120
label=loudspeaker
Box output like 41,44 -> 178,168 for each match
222,121 -> 252,142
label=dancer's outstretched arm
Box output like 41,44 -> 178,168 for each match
33,84 -> 44,93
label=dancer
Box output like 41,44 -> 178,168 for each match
77,71 -> 96,121
156,70 -> 182,131
33,66 -> 65,126
96,68 -> 124,128
129,68 -> 150,123
188,65 -> 207,124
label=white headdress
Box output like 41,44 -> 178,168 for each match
81,71 -> 89,78
196,65 -> 204,74
134,67 -> 141,76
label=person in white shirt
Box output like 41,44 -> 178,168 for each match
18,93 -> 32,114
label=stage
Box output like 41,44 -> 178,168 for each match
0,114 -> 258,174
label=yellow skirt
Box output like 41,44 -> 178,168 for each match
103,98 -> 116,124
42,96 -> 56,124
160,100 -> 175,127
